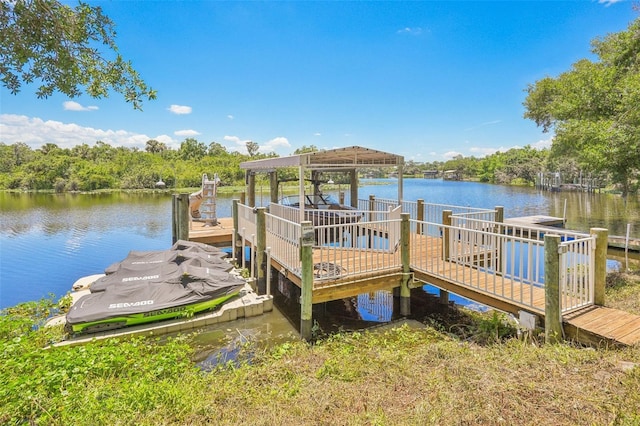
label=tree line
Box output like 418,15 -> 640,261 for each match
0,138 -> 274,192
0,139 -> 613,192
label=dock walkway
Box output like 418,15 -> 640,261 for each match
187,199 -> 640,346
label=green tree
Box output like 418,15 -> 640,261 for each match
246,140 -> 260,157
207,141 -> 227,156
179,138 -> 207,161
0,0 -> 155,109
524,16 -> 640,196
293,145 -> 319,154
145,139 -> 167,154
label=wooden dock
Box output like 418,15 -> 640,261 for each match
188,217 -> 234,246
184,206 -> 640,346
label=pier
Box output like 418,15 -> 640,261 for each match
177,147 -> 640,346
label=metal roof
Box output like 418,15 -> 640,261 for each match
239,146 -> 404,171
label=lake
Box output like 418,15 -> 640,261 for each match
1,179 -> 639,310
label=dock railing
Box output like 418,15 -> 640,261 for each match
559,235 -> 595,313
265,212 -> 301,277
237,200 -> 599,319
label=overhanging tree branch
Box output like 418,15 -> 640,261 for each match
0,0 -> 156,109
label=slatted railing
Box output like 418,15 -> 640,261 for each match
559,236 -> 595,313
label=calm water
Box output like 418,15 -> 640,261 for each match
1,180 -> 639,310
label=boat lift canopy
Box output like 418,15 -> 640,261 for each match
239,146 -> 405,221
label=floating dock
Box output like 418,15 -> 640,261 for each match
49,281 -> 272,347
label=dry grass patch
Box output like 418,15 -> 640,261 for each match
606,270 -> 640,315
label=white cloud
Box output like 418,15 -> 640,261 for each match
0,114 -> 176,149
531,138 -> 552,150
464,120 -> 501,132
168,104 -> 192,115
397,27 -> 423,36
314,132 -> 322,137
443,151 -> 463,159
469,146 -> 500,157
63,101 -> 98,111
223,135 -> 291,155
174,129 -> 201,137
262,136 -> 291,152
598,0 -> 623,6
227,115 -> 234,120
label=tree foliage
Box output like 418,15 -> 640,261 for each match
0,140 -> 255,191
523,16 -> 640,196
0,0 -> 156,109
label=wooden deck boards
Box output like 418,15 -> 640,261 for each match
564,306 -> 640,346
188,217 -> 234,245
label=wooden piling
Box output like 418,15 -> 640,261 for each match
173,193 -> 190,243
442,210 -> 452,261
171,194 -> 177,244
349,169 -> 358,208
369,195 -> 375,222
300,221 -> 315,341
232,199 -> 241,262
400,213 -> 411,315
544,234 -> 562,344
495,206 -> 504,273
591,228 -> 608,306
256,207 -> 267,294
416,199 -> 424,235
269,171 -> 279,204
247,172 -> 256,207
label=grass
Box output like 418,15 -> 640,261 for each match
1,272 -> 640,425
606,269 -> 640,315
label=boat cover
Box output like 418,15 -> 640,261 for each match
66,265 -> 246,325
104,241 -> 228,275
104,249 -> 230,276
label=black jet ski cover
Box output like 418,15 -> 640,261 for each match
66,265 -> 246,326
104,249 -> 230,275
91,263 -> 182,293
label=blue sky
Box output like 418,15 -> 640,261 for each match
0,0 -> 635,162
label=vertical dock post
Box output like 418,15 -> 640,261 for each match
247,172 -> 256,207
416,199 -> 424,235
442,210 -> 452,261
495,206 -> 504,224
300,221 -> 315,341
349,169 -> 358,208
368,195 -> 375,222
174,193 -> 190,242
591,228 -> 608,306
171,194 -> 178,244
400,213 -> 411,316
544,234 -> 562,344
256,207 -> 267,294
440,210 -> 453,304
232,199 -> 241,262
269,171 -> 279,204
495,206 -> 504,273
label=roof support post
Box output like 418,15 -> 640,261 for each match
247,171 -> 256,207
397,161 -> 404,205
299,165 -> 306,223
269,171 -> 279,204
349,169 -> 358,208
